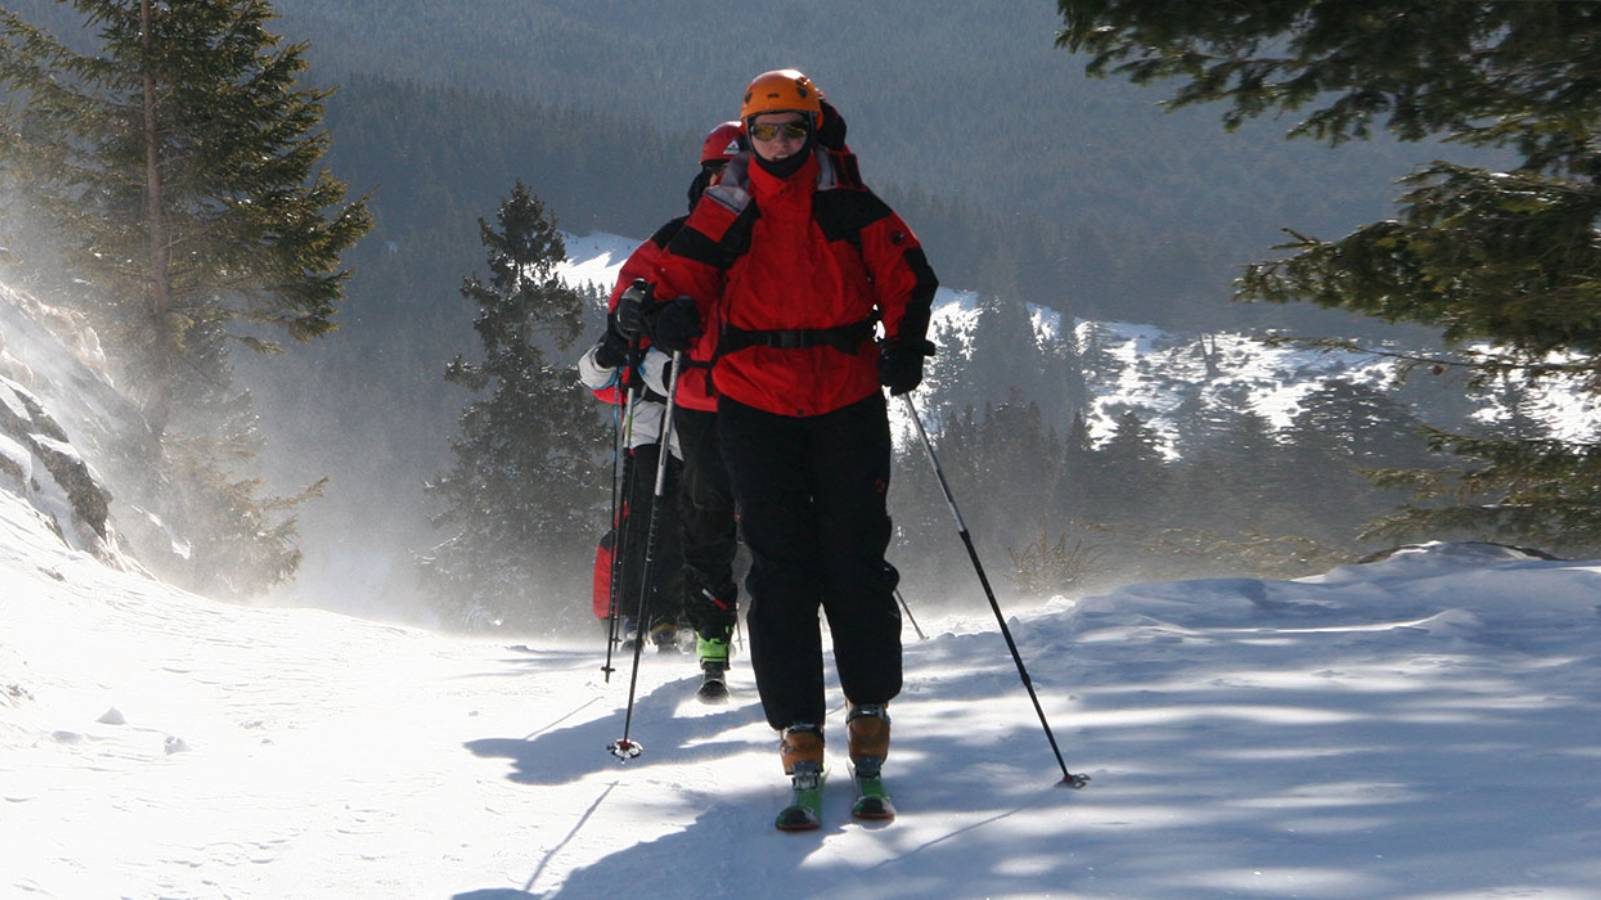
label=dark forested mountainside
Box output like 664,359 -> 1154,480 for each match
8,0 -> 1460,328
255,0 -> 1461,317
260,0 -> 1414,238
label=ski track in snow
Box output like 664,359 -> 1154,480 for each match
7,481 -> 1601,898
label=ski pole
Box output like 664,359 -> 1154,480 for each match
900,394 -> 1088,788
894,587 -> 927,641
608,351 -> 683,761
601,354 -> 642,681
601,389 -> 624,675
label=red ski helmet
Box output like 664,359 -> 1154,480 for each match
700,120 -> 744,165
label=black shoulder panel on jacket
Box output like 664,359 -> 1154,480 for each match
649,216 -> 688,250
670,224 -> 726,268
812,188 -> 893,245
668,205 -> 757,271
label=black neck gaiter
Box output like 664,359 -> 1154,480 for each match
753,133 -> 815,179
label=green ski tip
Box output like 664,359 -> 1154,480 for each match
775,804 -> 821,831
852,776 -> 896,821
776,770 -> 826,832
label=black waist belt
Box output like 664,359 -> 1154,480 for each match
719,318 -> 876,356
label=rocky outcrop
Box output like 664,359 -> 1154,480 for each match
0,282 -> 149,564
0,375 -> 114,545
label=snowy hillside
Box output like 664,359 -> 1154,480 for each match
7,471 -> 1601,896
925,293 -> 1599,453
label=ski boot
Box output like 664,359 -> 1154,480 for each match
847,703 -> 895,820
695,627 -> 732,704
649,621 -> 682,654
618,617 -> 640,652
776,724 -> 826,831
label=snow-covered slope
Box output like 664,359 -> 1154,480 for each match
928,297 -> 1599,451
7,461 -> 1601,898
555,231 -> 637,296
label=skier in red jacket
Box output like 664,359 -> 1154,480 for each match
612,122 -> 745,694
641,69 -> 937,810
582,124 -> 741,653
579,254 -> 684,652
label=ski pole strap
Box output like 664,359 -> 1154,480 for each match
719,318 -> 876,356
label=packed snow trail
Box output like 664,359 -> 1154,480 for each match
6,490 -> 1601,898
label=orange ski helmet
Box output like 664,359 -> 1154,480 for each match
700,120 -> 744,165
740,69 -> 824,127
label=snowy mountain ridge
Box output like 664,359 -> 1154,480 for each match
556,231 -> 1597,454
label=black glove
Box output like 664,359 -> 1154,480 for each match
615,279 -> 651,340
592,320 -> 629,369
878,337 -> 936,396
646,295 -> 702,353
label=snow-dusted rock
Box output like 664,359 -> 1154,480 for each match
0,280 -> 158,568
0,374 -> 114,549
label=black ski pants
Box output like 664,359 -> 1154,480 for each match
717,392 -> 902,731
618,443 -> 684,629
674,406 -> 740,639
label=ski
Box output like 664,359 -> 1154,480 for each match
775,767 -> 825,831
696,664 -> 729,704
851,774 -> 896,821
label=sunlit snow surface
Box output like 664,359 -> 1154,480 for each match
6,482 -> 1601,897
4,238 -> 1598,897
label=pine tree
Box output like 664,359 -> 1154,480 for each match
423,181 -> 606,630
1292,380 -> 1430,470
1087,409 -> 1167,523
1039,320 -> 1087,429
1057,0 -> 1601,549
1477,377 -> 1551,444
1207,394 -> 1282,531
918,317 -> 971,427
974,390 -> 1058,546
1077,321 -> 1122,382
0,1 -> 372,431
0,1 -> 370,595
967,267 -> 1045,406
1056,410 -> 1096,520
1275,382 -> 1411,541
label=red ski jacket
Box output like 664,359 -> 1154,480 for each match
652,148 -> 937,418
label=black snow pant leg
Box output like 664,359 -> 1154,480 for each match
810,393 -> 902,711
718,394 -> 902,732
674,406 -> 739,638
619,443 -> 685,630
